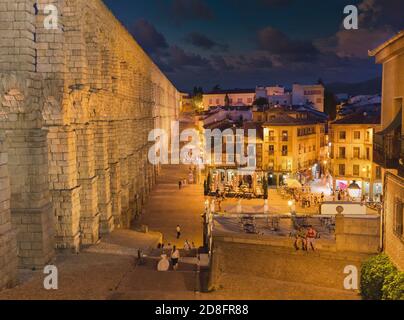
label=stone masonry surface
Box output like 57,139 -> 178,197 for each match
0,0 -> 180,289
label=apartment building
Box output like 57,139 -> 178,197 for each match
329,108 -> 382,199
292,84 -> 325,112
369,31 -> 404,271
261,108 -> 328,186
202,89 -> 256,109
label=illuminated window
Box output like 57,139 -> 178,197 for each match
339,131 -> 346,140
353,165 -> 360,176
393,198 -> 404,239
282,145 -> 288,156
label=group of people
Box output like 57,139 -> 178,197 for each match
156,225 -> 198,271
292,190 -> 326,209
294,226 -> 318,251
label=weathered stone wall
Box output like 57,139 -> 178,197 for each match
0,0 -> 180,288
384,173 -> 404,271
209,237 -> 371,291
335,215 -> 380,254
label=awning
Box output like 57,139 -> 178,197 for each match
376,108 -> 402,136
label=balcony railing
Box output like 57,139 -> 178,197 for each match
373,133 -> 401,169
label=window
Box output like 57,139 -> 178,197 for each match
209,99 -> 213,104
216,99 -> 220,105
269,145 -> 274,155
353,165 -> 360,176
366,131 -> 371,141
376,166 -> 382,180
393,199 -> 404,239
247,98 -> 252,104
268,130 -> 275,141
282,131 -> 288,141
353,147 -> 360,159
339,164 -> 346,176
282,145 -> 288,156
366,148 -> 371,160
354,131 -> 361,140
237,98 -> 243,103
339,147 -> 346,159
339,131 -> 346,140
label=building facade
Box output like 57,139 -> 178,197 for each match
370,31 -> 404,271
256,86 -> 292,106
260,109 -> 327,186
203,89 -> 255,109
292,84 -> 325,112
329,111 -> 382,199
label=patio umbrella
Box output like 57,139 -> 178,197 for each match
285,178 -> 302,189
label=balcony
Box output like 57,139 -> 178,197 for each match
374,134 -> 400,169
373,110 -> 402,173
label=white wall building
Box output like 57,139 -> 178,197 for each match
292,84 -> 325,112
203,89 -> 255,109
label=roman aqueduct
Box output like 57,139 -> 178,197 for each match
0,0 -> 180,288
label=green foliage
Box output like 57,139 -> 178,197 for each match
324,90 -> 337,120
253,97 -> 269,107
224,94 -> 230,106
382,270 -> 404,300
360,254 -> 398,300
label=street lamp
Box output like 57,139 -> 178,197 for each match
348,180 -> 362,200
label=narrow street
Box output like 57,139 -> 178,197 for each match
140,164 -> 205,248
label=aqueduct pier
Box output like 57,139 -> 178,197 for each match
0,0 -> 180,288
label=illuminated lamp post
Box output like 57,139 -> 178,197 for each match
348,180 -> 362,201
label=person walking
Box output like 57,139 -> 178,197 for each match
184,240 -> 191,251
306,226 -> 317,251
294,227 -> 307,251
178,180 -> 182,190
176,225 -> 181,239
171,246 -> 180,271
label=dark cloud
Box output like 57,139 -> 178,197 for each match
314,0 -> 400,60
358,0 -> 403,30
170,0 -> 214,22
257,27 -> 319,63
257,0 -> 295,7
130,19 -> 168,55
185,32 -> 228,51
167,45 -> 211,69
210,55 -> 234,71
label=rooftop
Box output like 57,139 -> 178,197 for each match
332,108 -> 381,125
205,88 -> 256,95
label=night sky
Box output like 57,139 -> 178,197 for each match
103,0 -> 403,92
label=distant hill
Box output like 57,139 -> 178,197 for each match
326,77 -> 382,96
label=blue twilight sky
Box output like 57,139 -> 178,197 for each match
103,0 -> 403,92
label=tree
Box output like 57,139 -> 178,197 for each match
212,84 -> 221,92
253,97 -> 269,107
192,86 -> 204,111
224,94 -> 230,107
318,79 -> 337,120
324,90 -> 337,120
